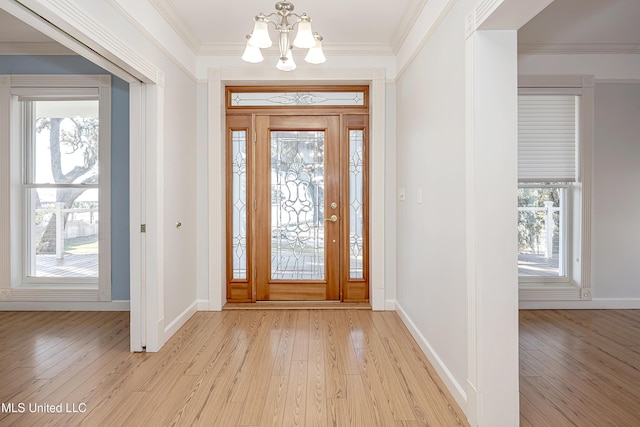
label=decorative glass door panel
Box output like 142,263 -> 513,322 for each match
256,116 -> 340,301
271,130 -> 325,281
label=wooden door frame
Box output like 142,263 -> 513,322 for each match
224,86 -> 370,303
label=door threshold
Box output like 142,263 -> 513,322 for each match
223,301 -> 371,310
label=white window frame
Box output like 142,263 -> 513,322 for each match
518,182 -> 571,284
0,75 -> 111,302
518,75 -> 594,302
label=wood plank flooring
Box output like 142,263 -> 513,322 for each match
0,310 -> 468,426
519,309 -> 640,427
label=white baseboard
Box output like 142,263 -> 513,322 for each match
520,298 -> 640,310
0,300 -> 130,311
385,299 -> 397,311
161,300 -> 198,344
394,302 -> 468,412
372,287 -> 385,311
197,299 -> 210,311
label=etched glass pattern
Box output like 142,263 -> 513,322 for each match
231,91 -> 365,107
349,130 -> 364,279
271,131 -> 325,280
232,131 -> 247,279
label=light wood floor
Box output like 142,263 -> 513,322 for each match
519,309 -> 640,427
0,310 -> 468,426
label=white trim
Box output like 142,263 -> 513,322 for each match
0,74 -> 112,303
390,0 -> 429,53
0,77 -> 10,299
519,285 -> 581,301
207,69 -> 224,312
161,300 -> 198,343
395,302 -> 468,411
208,67 -> 387,312
198,42 -> 395,57
129,82 -> 145,352
596,79 -> 640,84
103,0 -> 198,83
579,77 -> 595,301
0,299 -> 130,311
520,298 -> 640,310
519,74 -> 592,89
98,75 -> 112,301
147,0 -> 200,55
465,27 -> 520,427
143,83 -> 165,352
197,299 -> 209,311
472,0 -> 553,31
0,0 -> 142,84
519,43 -> 640,55
395,0 -> 457,80
384,299 -> 397,311
41,0 -> 161,82
0,42 -> 74,55
517,75 -> 595,304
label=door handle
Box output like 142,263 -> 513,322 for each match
325,215 -> 338,223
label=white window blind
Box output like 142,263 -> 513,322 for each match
518,94 -> 577,182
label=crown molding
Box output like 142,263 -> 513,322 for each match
519,43 -> 640,55
148,0 -> 200,55
16,0 -> 162,84
0,42 -> 75,55
390,0 -> 428,54
198,42 -> 394,57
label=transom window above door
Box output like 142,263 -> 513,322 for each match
227,87 -> 368,108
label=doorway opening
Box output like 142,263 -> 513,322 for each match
225,86 -> 369,302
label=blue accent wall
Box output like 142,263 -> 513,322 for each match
0,55 -> 130,300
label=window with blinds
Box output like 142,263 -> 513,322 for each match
518,94 -> 578,182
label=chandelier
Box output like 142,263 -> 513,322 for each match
241,1 -> 326,71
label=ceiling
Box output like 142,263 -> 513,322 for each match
0,0 -> 639,56
518,0 -> 640,47
149,0 -> 422,55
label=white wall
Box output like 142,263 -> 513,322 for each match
593,82 -> 640,299
395,0 -> 472,405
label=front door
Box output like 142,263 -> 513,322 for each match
225,86 -> 369,303
255,115 -> 340,300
